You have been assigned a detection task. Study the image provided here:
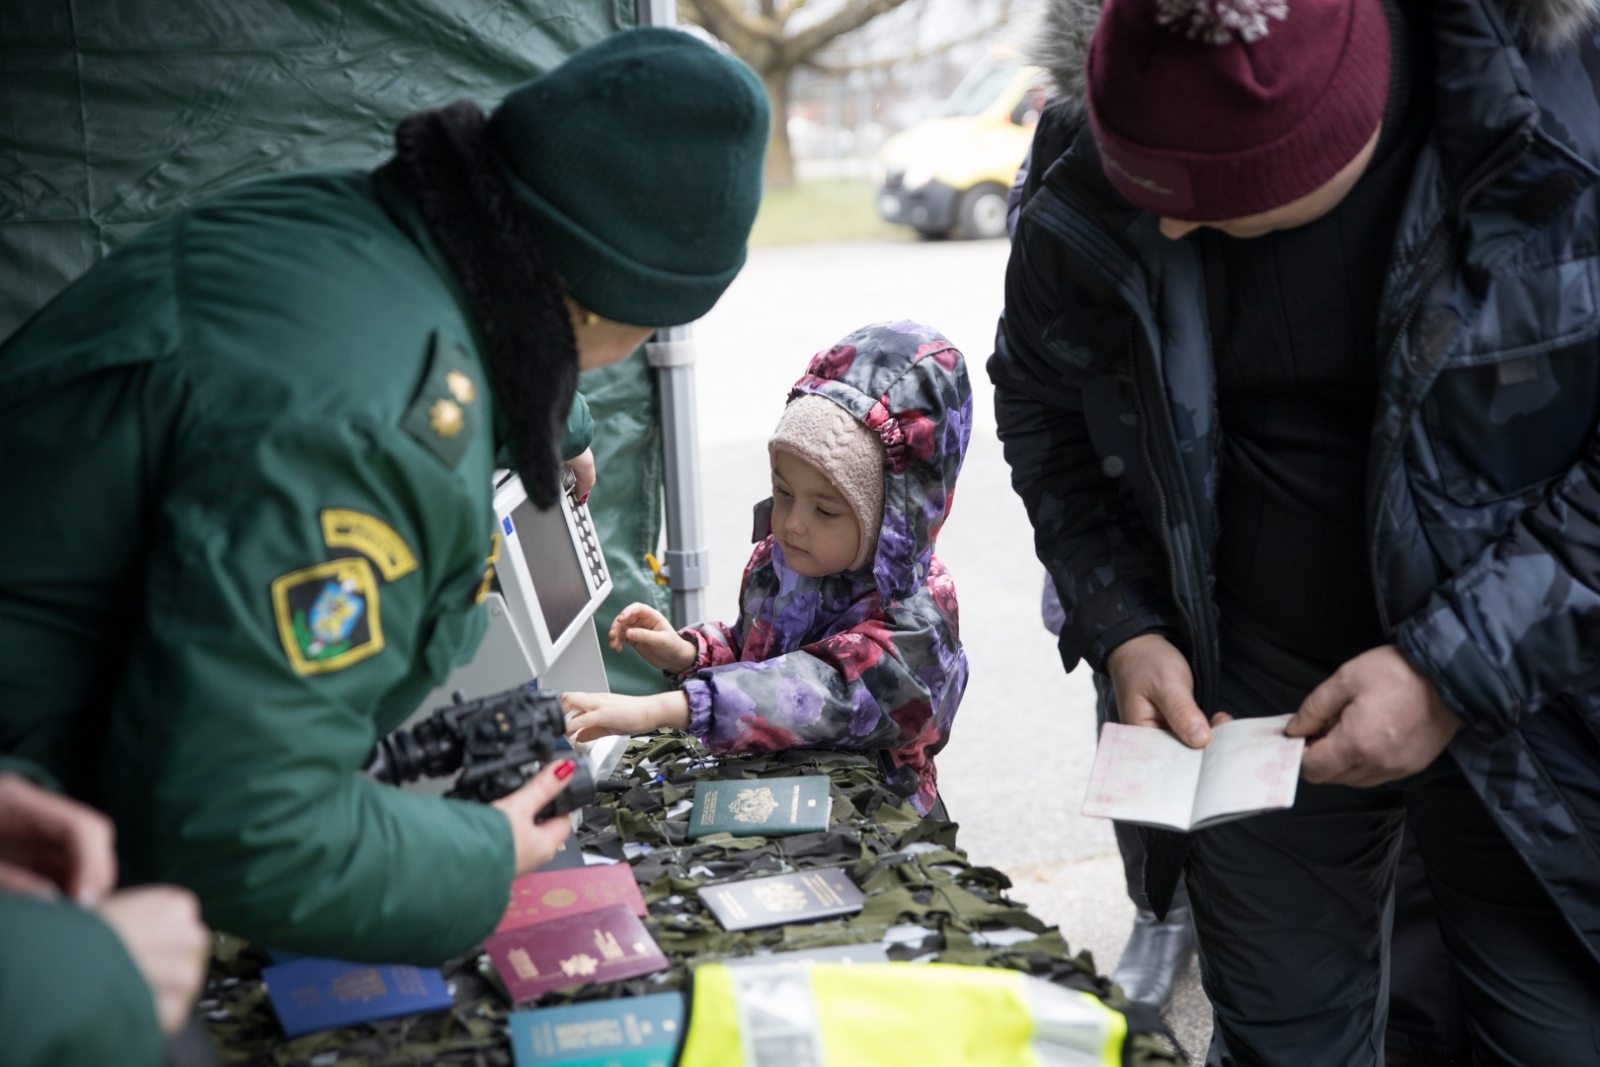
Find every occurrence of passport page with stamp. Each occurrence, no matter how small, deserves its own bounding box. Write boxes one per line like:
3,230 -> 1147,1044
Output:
509,992 -> 683,1067
698,867 -> 864,932
484,902 -> 668,1004
262,958 -> 454,1038
1081,714 -> 1304,832
687,776 -> 833,839
496,864 -> 648,934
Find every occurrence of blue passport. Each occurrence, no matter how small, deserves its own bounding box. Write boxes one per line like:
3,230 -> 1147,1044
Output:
509,993 -> 684,1067
262,957 -> 454,1038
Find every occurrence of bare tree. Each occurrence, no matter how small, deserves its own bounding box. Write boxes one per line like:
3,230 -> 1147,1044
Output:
680,0 -> 924,187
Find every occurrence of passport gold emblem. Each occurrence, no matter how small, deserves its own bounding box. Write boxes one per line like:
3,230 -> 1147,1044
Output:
331,968 -> 387,1003
560,953 -> 600,977
751,882 -> 810,913
430,398 -> 464,438
507,948 -> 539,979
595,930 -> 624,960
445,369 -> 476,404
542,888 -> 579,908
729,787 -> 779,824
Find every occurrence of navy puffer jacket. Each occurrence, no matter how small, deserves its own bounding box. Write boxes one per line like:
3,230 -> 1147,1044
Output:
994,0 -> 1600,952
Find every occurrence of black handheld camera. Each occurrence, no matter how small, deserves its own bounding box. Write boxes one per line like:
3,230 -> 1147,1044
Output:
365,685 -> 594,818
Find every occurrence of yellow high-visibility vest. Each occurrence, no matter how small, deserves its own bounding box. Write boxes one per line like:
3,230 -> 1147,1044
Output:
680,961 -> 1128,1067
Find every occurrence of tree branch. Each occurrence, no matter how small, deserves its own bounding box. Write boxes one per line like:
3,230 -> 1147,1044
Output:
781,0 -> 917,64
679,0 -> 778,64
805,5 -> 1013,73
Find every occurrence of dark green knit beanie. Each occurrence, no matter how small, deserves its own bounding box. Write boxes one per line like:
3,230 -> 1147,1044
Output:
488,28 -> 768,327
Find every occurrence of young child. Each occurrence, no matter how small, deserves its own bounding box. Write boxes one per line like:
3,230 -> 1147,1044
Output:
562,320 -> 971,813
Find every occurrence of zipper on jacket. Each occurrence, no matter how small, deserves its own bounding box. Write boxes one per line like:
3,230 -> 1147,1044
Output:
1131,329 -> 1218,712
1036,186 -> 1218,710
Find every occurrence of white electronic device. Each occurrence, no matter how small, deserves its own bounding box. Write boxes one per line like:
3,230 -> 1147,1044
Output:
394,468 -> 626,791
492,467 -> 613,675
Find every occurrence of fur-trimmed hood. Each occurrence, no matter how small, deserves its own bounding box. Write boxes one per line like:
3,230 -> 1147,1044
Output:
1027,0 -> 1600,100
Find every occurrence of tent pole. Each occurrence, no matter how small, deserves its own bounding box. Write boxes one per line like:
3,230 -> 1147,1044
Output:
639,0 -> 710,628
647,327 -> 708,627
639,0 -> 678,28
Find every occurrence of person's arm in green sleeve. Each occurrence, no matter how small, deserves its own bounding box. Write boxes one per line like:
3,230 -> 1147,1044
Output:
0,893 -> 165,1067
562,391 -> 594,460
103,419 -> 516,964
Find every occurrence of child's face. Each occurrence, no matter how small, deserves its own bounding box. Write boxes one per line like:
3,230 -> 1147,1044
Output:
770,451 -> 862,577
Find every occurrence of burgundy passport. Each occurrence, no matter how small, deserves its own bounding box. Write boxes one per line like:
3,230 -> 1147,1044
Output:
484,902 -> 668,1003
497,864 -> 648,934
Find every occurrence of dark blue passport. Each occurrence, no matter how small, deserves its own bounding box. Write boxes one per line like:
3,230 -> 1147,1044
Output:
262,957 -> 454,1037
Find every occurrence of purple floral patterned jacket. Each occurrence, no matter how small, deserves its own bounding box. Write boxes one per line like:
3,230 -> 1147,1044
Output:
676,321 -> 972,812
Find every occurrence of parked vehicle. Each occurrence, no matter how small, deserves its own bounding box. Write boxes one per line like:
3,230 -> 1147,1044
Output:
874,56 -> 1047,240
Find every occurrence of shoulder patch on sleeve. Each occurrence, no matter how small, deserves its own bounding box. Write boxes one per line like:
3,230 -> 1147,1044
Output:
402,332 -> 484,468
321,509 -> 418,582
272,557 -> 385,675
474,531 -> 502,604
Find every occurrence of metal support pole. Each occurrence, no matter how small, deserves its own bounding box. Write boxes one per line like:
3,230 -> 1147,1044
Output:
635,0 -> 709,627
637,0 -> 676,29
647,327 -> 709,627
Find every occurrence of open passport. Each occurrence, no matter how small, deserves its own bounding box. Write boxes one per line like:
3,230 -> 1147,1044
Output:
1081,714 -> 1305,832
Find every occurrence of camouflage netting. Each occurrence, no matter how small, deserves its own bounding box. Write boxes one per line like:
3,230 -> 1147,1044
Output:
199,734 -> 1187,1066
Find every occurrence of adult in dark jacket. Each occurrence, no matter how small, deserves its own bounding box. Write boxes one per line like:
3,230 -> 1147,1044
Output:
0,29 -> 767,967
995,0 -> 1600,1061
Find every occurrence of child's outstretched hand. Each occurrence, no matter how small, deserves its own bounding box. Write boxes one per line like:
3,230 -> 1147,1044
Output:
562,691 -> 691,744
608,603 -> 698,674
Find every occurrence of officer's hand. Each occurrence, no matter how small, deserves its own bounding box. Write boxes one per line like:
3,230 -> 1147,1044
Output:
608,603 -> 697,673
563,691 -> 692,744
491,760 -> 577,876
0,772 -> 117,906
1105,633 -> 1212,748
1288,645 -> 1460,787
97,885 -> 210,1035
565,448 -> 596,504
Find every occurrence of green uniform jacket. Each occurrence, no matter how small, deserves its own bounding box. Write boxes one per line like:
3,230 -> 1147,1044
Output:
0,167 -> 579,962
0,893 -> 164,1067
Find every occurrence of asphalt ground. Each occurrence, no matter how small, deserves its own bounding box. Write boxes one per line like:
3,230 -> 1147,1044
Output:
690,236 -> 1212,1055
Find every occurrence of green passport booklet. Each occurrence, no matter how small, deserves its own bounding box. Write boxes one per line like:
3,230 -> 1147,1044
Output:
686,776 -> 832,840
698,867 -> 865,932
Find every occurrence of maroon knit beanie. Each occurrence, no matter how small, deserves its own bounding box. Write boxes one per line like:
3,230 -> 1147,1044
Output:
1086,0 -> 1391,222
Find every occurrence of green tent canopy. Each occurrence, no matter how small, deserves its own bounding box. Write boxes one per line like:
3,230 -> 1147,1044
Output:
0,0 -> 672,693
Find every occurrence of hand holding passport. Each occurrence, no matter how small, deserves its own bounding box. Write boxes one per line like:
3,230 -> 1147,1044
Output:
1082,714 -> 1304,832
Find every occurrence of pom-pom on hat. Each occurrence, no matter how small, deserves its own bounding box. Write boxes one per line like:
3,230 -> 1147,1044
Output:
489,29 -> 769,327
769,394 -> 887,572
1086,0 -> 1391,222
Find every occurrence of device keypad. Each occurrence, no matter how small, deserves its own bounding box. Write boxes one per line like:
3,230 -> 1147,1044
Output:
568,483 -> 609,592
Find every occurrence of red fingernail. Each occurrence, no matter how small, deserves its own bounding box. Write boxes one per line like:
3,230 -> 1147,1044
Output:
579,493 -> 590,505
554,759 -> 577,781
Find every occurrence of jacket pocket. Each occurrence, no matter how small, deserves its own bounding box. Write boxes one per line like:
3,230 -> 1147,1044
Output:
1424,257 -> 1600,506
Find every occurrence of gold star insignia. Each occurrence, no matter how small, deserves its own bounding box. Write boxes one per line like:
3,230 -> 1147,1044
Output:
429,398 -> 464,438
445,370 -> 476,404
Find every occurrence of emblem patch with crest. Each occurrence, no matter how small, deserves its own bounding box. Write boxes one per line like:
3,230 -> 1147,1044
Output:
272,557 -> 385,675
